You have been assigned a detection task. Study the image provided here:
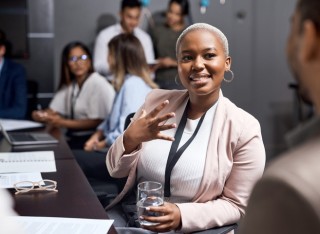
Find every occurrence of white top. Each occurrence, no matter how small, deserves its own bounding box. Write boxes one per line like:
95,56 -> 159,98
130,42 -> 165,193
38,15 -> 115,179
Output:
93,23 -> 155,77
50,72 -> 115,120
137,99 -> 218,203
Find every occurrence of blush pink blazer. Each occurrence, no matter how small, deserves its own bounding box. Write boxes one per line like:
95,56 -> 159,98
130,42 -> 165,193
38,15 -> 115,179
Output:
106,89 -> 265,233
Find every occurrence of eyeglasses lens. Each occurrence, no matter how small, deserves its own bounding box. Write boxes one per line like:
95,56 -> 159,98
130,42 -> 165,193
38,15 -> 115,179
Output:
15,181 -> 34,191
42,180 -> 56,190
69,54 -> 88,62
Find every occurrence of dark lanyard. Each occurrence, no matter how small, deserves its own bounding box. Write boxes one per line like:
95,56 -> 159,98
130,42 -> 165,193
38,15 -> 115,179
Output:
164,102 -> 207,197
70,79 -> 87,119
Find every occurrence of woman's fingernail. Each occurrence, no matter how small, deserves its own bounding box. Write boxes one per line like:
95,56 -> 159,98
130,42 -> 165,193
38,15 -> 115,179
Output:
145,207 -> 150,211
139,216 -> 144,220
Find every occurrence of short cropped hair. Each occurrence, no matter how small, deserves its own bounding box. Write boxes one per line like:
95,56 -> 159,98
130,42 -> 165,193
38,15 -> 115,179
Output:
297,0 -> 320,34
176,23 -> 229,57
121,0 -> 141,11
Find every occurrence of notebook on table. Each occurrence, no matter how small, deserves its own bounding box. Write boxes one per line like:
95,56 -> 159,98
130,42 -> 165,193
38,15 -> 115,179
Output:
0,123 -> 58,146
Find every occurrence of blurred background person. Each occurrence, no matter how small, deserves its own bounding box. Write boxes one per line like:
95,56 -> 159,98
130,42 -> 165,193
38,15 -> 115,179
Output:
74,34 -> 158,201
32,41 -> 115,149
93,0 -> 154,79
0,29 -> 13,58
0,189 -> 21,234
85,33 -> 158,152
0,38 -> 27,119
150,0 -> 190,90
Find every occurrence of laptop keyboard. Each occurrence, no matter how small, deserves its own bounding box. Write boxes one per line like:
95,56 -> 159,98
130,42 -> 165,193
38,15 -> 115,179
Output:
10,133 -> 35,142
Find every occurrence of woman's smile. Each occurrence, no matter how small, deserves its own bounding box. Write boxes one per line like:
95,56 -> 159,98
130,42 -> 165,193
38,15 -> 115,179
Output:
188,73 -> 211,86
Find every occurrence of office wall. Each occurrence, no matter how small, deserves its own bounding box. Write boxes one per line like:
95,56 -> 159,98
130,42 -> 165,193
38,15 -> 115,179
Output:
5,0 -> 55,107
18,0 -> 297,160
53,0 -> 168,88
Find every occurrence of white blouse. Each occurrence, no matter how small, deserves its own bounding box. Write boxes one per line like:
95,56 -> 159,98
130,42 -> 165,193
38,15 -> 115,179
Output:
50,72 -> 115,120
137,99 -> 218,203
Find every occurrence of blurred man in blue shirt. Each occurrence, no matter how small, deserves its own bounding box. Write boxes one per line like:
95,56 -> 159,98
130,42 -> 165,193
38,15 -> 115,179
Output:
0,38 -> 27,119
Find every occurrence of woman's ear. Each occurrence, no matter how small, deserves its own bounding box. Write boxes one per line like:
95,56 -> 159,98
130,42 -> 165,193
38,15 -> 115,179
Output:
225,56 -> 231,70
299,20 -> 319,62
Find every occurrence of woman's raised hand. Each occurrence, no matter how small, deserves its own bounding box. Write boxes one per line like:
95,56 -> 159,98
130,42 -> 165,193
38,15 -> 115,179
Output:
123,100 -> 176,154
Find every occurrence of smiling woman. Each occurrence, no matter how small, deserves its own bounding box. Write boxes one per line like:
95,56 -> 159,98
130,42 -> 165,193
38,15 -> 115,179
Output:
177,29 -> 230,112
105,23 -> 266,233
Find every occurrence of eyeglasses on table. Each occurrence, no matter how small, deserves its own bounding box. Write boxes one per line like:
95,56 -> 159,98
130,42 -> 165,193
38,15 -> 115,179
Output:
14,179 -> 58,195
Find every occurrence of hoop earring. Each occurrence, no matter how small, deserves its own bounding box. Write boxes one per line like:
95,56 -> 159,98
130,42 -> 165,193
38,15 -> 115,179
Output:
224,70 -> 234,83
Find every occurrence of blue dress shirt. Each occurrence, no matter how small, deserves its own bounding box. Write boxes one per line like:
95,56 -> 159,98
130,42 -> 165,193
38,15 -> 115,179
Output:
98,74 -> 152,145
0,58 -> 27,119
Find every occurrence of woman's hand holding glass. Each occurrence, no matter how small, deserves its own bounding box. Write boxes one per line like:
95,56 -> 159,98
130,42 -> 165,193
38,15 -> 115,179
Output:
140,202 -> 182,232
137,181 -> 181,232
123,100 -> 176,154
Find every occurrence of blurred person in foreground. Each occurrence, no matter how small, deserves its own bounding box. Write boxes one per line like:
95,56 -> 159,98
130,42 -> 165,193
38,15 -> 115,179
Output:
239,1 -> 320,233
106,23 -> 265,233
0,189 -> 21,234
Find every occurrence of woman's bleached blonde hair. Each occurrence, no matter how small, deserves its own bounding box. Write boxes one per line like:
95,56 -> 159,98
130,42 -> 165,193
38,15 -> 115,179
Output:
176,22 -> 229,57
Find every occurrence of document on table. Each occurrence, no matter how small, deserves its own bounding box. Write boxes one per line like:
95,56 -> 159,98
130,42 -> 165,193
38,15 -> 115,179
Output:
7,216 -> 114,234
0,119 -> 43,131
0,172 -> 43,188
0,151 -> 56,173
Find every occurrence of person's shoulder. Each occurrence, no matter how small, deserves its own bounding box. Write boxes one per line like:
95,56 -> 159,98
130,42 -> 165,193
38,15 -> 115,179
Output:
254,135 -> 320,215
96,24 -> 119,38
146,89 -> 187,102
85,73 -> 115,97
89,72 -> 104,79
151,23 -> 166,32
123,75 -> 144,85
134,27 -> 152,39
5,59 -> 24,70
4,59 -> 26,77
265,135 -> 320,179
87,72 -> 112,86
123,75 -> 152,91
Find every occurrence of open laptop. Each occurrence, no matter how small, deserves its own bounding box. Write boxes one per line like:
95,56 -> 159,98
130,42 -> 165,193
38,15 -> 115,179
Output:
0,123 -> 58,146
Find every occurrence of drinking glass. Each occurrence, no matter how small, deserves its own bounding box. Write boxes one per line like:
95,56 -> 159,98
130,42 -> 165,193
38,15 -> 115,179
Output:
137,181 -> 164,226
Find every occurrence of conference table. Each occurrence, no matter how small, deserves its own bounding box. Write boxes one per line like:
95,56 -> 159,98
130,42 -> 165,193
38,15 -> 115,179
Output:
0,132 -> 117,234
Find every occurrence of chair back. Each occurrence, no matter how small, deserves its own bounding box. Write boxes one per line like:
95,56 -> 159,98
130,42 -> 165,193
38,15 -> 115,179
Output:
124,113 -> 135,130
96,13 -> 117,34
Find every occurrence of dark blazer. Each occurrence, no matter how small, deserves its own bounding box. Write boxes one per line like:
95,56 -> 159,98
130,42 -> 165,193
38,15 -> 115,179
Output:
0,58 -> 27,119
